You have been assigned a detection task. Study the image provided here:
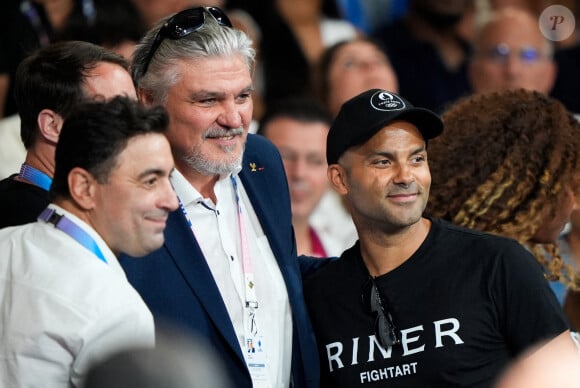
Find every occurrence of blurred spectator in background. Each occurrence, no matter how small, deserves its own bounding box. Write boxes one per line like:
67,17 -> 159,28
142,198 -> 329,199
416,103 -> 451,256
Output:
240,0 -> 360,115
478,0 -> 580,113
314,36 -> 399,117
55,0 -> 147,60
258,96 -> 354,257
0,0 -> 143,179
372,0 -> 474,113
468,6 -> 556,95
0,0 -> 95,118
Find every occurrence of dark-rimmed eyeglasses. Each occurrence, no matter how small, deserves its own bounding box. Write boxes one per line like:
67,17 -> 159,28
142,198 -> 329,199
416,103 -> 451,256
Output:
362,277 -> 400,348
140,6 -> 233,78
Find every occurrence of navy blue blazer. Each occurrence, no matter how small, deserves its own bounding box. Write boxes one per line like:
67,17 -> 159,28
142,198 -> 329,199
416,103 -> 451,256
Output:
120,134 -> 320,388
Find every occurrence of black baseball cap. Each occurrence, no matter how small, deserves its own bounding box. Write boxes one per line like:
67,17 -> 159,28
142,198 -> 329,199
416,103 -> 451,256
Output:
326,89 -> 443,164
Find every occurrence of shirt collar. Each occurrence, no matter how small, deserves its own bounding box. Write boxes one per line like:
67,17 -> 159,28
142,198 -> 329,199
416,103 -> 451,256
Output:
170,165 -> 242,207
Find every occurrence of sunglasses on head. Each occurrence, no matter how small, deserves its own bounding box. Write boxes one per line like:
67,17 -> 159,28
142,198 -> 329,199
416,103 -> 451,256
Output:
140,6 -> 233,78
362,277 -> 400,348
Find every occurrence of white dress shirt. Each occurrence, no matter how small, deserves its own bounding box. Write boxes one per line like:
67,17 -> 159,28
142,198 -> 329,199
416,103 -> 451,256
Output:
171,169 -> 292,388
310,190 -> 358,257
0,204 -> 155,387
0,114 -> 25,180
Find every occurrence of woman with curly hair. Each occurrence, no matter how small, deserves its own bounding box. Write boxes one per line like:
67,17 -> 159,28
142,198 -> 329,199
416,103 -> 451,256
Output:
426,89 -> 580,294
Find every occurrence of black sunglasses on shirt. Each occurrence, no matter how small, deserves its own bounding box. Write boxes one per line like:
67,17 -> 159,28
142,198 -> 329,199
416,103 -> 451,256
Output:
139,6 -> 233,78
361,276 -> 400,348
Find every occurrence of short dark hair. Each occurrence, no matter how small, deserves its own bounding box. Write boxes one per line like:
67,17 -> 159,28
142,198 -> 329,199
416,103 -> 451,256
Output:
257,96 -> 333,136
14,40 -> 129,149
51,96 -> 169,198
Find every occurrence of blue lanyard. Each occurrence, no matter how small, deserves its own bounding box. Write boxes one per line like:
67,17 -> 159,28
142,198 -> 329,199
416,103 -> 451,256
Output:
19,164 -> 52,191
38,207 -> 108,264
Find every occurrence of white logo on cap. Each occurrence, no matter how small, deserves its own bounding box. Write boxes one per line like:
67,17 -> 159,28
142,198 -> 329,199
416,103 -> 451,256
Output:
370,91 -> 406,111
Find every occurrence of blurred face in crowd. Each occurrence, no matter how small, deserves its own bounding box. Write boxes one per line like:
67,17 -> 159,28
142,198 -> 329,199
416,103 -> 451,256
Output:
469,9 -> 556,94
330,121 -> 431,232
92,133 -> 178,257
262,117 -> 329,223
326,40 -> 398,117
157,55 -> 253,178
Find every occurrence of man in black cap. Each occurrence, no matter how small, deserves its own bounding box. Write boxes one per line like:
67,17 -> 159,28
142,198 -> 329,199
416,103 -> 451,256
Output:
303,89 -> 576,387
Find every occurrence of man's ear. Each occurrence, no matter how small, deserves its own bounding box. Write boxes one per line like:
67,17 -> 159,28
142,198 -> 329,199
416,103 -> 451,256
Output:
37,109 -> 64,144
67,167 -> 98,210
138,88 -> 155,106
328,164 -> 348,195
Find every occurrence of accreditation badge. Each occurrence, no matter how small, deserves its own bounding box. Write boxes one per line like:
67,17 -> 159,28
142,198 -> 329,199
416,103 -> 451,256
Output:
245,333 -> 270,386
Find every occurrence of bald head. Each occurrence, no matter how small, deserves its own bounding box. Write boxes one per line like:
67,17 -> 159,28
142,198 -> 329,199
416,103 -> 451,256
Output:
469,7 -> 556,94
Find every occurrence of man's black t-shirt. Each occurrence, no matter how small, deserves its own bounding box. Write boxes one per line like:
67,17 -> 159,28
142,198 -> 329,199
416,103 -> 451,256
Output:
304,218 -> 568,387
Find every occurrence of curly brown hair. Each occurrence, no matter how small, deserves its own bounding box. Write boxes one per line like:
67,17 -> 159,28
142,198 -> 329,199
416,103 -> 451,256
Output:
426,89 -> 580,289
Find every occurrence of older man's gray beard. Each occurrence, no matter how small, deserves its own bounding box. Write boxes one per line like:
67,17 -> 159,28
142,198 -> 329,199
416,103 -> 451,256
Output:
183,127 -> 245,175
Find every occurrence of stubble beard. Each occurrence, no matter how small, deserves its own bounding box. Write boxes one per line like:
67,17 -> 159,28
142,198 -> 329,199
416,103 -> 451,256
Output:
183,143 -> 244,176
